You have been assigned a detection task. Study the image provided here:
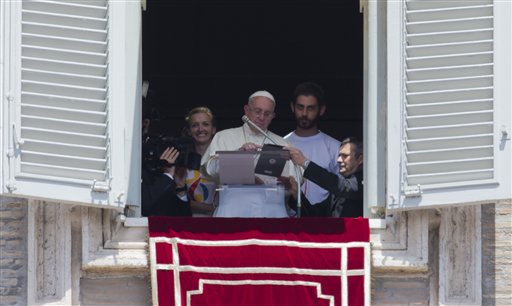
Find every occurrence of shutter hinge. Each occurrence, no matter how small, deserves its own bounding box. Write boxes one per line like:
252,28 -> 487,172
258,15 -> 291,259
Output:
12,123 -> 25,148
404,184 -> 422,198
6,181 -> 17,191
500,125 -> 510,140
91,180 -> 111,192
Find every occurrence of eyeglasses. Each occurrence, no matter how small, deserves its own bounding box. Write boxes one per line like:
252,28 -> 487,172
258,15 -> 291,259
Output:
249,107 -> 274,119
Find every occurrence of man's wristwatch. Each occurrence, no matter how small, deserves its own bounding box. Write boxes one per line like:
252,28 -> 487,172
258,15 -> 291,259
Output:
303,160 -> 310,169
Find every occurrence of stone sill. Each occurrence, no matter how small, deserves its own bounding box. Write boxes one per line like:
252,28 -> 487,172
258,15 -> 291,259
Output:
124,217 -> 387,229
94,215 -> 429,273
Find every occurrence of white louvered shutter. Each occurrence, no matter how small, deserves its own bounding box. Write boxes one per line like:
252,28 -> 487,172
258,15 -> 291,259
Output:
387,0 -> 511,210
2,0 -> 142,208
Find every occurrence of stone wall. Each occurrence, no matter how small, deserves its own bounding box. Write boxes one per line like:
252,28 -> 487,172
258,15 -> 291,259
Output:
482,202 -> 512,305
1,198 -> 510,305
0,197 -> 28,306
80,277 -> 150,306
372,274 -> 430,305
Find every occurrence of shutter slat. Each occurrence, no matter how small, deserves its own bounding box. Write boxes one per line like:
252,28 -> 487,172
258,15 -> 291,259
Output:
407,146 -> 493,163
22,57 -> 106,75
406,87 -> 492,104
21,163 -> 106,181
22,139 -> 106,159
21,127 -> 106,147
407,157 -> 493,175
407,52 -> 492,69
22,80 -> 106,100
407,40 -> 492,58
407,99 -> 492,116
407,5 -> 493,22
22,21 -> 107,41
407,122 -> 493,139
407,64 -> 493,81
22,104 -> 106,123
22,68 -> 107,88
408,28 -> 493,45
407,169 -> 493,185
407,134 -> 493,151
407,110 -> 492,127
406,0 -> 493,11
22,9 -> 107,30
21,92 -> 106,112
406,75 -> 492,92
22,150 -> 106,170
23,45 -> 107,66
21,115 -> 106,135
23,1 -> 107,18
406,17 -> 492,34
23,34 -> 106,53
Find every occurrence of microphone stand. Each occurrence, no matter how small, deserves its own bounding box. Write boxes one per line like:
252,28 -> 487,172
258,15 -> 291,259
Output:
242,115 -> 280,144
293,165 -> 302,218
241,115 -> 303,218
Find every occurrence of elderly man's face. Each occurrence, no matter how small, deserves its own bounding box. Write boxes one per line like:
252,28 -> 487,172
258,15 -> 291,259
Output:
244,96 -> 275,131
337,143 -> 363,177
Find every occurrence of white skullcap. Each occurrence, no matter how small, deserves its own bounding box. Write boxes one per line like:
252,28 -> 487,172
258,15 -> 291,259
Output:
248,90 -> 275,104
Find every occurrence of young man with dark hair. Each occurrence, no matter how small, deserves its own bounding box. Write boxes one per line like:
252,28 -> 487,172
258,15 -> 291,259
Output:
284,82 -> 342,213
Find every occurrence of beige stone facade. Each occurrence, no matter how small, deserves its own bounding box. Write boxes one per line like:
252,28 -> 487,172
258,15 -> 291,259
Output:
1,197 -> 510,305
0,198 -> 27,306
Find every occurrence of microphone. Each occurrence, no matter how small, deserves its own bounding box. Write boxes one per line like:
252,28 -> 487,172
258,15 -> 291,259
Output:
242,115 -> 303,217
241,115 -> 278,144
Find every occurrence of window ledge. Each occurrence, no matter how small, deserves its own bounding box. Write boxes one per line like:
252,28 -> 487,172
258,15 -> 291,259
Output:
125,217 -> 386,229
369,218 -> 386,229
125,217 -> 148,227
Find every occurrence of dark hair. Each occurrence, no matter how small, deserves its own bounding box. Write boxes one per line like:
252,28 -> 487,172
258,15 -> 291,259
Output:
292,82 -> 325,107
340,136 -> 363,157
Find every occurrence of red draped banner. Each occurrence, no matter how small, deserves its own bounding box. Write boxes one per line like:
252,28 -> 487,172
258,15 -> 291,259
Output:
148,217 -> 370,306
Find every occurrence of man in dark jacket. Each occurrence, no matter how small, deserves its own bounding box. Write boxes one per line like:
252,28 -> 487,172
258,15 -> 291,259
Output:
142,147 -> 192,217
285,137 -> 363,218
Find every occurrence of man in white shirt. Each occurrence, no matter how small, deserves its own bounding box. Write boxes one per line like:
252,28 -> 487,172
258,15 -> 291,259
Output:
284,82 -> 341,214
201,90 -> 296,184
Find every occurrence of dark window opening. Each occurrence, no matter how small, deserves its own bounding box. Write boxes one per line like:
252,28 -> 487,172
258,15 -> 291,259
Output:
142,0 -> 363,140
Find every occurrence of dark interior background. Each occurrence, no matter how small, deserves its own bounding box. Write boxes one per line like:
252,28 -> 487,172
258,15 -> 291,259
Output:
142,0 -> 363,141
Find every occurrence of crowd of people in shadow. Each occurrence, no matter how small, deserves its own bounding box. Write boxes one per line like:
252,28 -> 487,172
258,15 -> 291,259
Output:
142,82 -> 364,219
